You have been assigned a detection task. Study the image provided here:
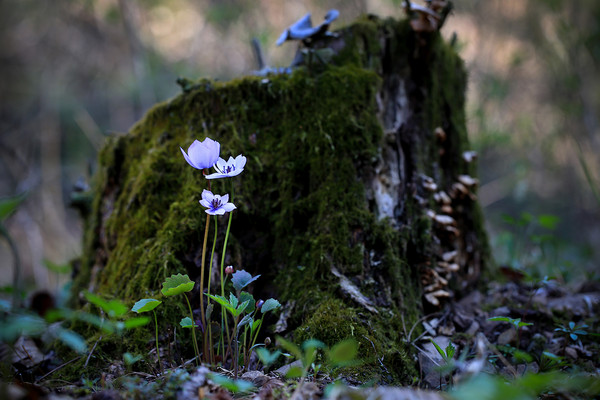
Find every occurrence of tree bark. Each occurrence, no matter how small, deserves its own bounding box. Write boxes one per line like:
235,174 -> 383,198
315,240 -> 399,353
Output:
73,15 -> 490,383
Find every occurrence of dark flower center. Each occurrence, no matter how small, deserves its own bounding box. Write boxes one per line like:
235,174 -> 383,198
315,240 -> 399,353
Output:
211,199 -> 222,209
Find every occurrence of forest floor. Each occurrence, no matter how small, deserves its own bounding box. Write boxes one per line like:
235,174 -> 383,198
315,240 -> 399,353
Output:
3,275 -> 600,400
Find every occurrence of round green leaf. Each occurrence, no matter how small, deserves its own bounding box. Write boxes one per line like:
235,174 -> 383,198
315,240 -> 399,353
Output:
161,274 -> 195,296
131,299 -> 162,313
260,298 -> 281,314
180,317 -> 195,328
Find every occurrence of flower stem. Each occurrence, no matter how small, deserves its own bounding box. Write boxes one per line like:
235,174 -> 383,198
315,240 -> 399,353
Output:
219,184 -> 235,360
184,294 -> 200,366
153,310 -> 163,372
205,216 -> 218,364
199,211 -> 211,361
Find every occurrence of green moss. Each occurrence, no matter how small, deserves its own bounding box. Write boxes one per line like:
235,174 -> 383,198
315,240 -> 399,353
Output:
72,15 -> 488,385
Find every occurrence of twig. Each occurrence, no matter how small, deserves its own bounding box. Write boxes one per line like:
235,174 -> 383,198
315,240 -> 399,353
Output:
36,356 -> 81,383
84,335 -> 102,368
406,312 -> 442,343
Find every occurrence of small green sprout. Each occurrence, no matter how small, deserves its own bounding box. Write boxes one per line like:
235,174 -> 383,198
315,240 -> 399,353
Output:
555,321 -> 588,341
123,352 -> 143,367
85,292 -> 149,334
131,298 -> 162,368
488,316 -> 532,349
208,373 -> 254,394
256,347 -> 282,369
430,338 -> 457,386
161,273 -> 199,364
277,337 -> 359,397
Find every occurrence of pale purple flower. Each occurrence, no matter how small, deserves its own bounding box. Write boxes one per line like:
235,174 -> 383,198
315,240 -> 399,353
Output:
205,155 -> 247,179
180,138 -> 220,170
199,189 -> 236,215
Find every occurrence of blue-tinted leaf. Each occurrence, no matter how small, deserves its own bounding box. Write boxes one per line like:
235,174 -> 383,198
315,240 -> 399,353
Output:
180,317 -> 195,328
55,327 -> 87,354
231,270 -> 261,292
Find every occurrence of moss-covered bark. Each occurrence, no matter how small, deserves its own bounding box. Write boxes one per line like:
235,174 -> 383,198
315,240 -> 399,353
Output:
72,16 -> 489,383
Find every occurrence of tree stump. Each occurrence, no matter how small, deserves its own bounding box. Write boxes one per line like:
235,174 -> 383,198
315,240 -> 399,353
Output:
72,15 -> 490,383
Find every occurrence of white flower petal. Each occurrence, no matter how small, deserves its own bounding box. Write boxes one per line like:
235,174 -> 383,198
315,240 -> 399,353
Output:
234,155 -> 247,169
205,172 -> 227,180
201,189 -> 215,203
199,199 -> 211,208
221,194 -> 229,204
222,203 -> 236,212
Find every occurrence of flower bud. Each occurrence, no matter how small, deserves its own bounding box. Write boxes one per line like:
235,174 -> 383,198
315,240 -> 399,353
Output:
256,299 -> 264,309
264,337 -> 271,346
225,266 -> 234,275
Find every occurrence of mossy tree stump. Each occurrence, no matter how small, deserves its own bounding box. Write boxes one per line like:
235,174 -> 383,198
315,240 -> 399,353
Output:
73,15 -> 489,383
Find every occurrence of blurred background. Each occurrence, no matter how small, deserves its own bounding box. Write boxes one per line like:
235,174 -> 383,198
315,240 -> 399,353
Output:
0,0 -> 598,295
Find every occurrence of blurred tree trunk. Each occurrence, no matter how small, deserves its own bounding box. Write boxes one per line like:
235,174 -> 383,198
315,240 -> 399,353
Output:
73,15 -> 489,383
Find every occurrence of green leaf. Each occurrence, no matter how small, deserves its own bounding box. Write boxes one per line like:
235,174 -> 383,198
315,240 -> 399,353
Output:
229,293 -> 238,309
538,214 -> 559,230
234,300 -> 250,317
256,348 -> 281,367
276,336 -> 303,361
205,294 -> 236,315
72,311 -> 115,334
261,298 -> 281,314
430,338 -> 446,359
84,292 -> 128,318
43,260 -> 72,274
239,292 -> 255,313
445,342 -> 456,360
488,316 -> 512,323
329,339 -> 358,367
208,373 -> 254,393
302,339 -> 325,367
131,299 -> 162,313
180,317 -> 195,328
123,316 -> 150,329
161,274 -> 194,296
124,352 -> 142,366
231,270 -> 261,292
0,193 -> 26,221
285,366 -> 304,379
251,319 -> 261,335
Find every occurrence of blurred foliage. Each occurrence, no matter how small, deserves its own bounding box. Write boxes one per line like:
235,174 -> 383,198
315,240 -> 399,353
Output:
0,0 -> 598,293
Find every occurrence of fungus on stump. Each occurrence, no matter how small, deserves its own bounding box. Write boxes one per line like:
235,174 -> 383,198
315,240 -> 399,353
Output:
73,15 -> 490,383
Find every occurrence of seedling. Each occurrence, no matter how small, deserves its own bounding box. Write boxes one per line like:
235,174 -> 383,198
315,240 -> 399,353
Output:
555,321 -> 588,342
277,337 -> 358,398
488,316 -> 532,349
131,298 -> 162,368
161,274 -> 199,364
